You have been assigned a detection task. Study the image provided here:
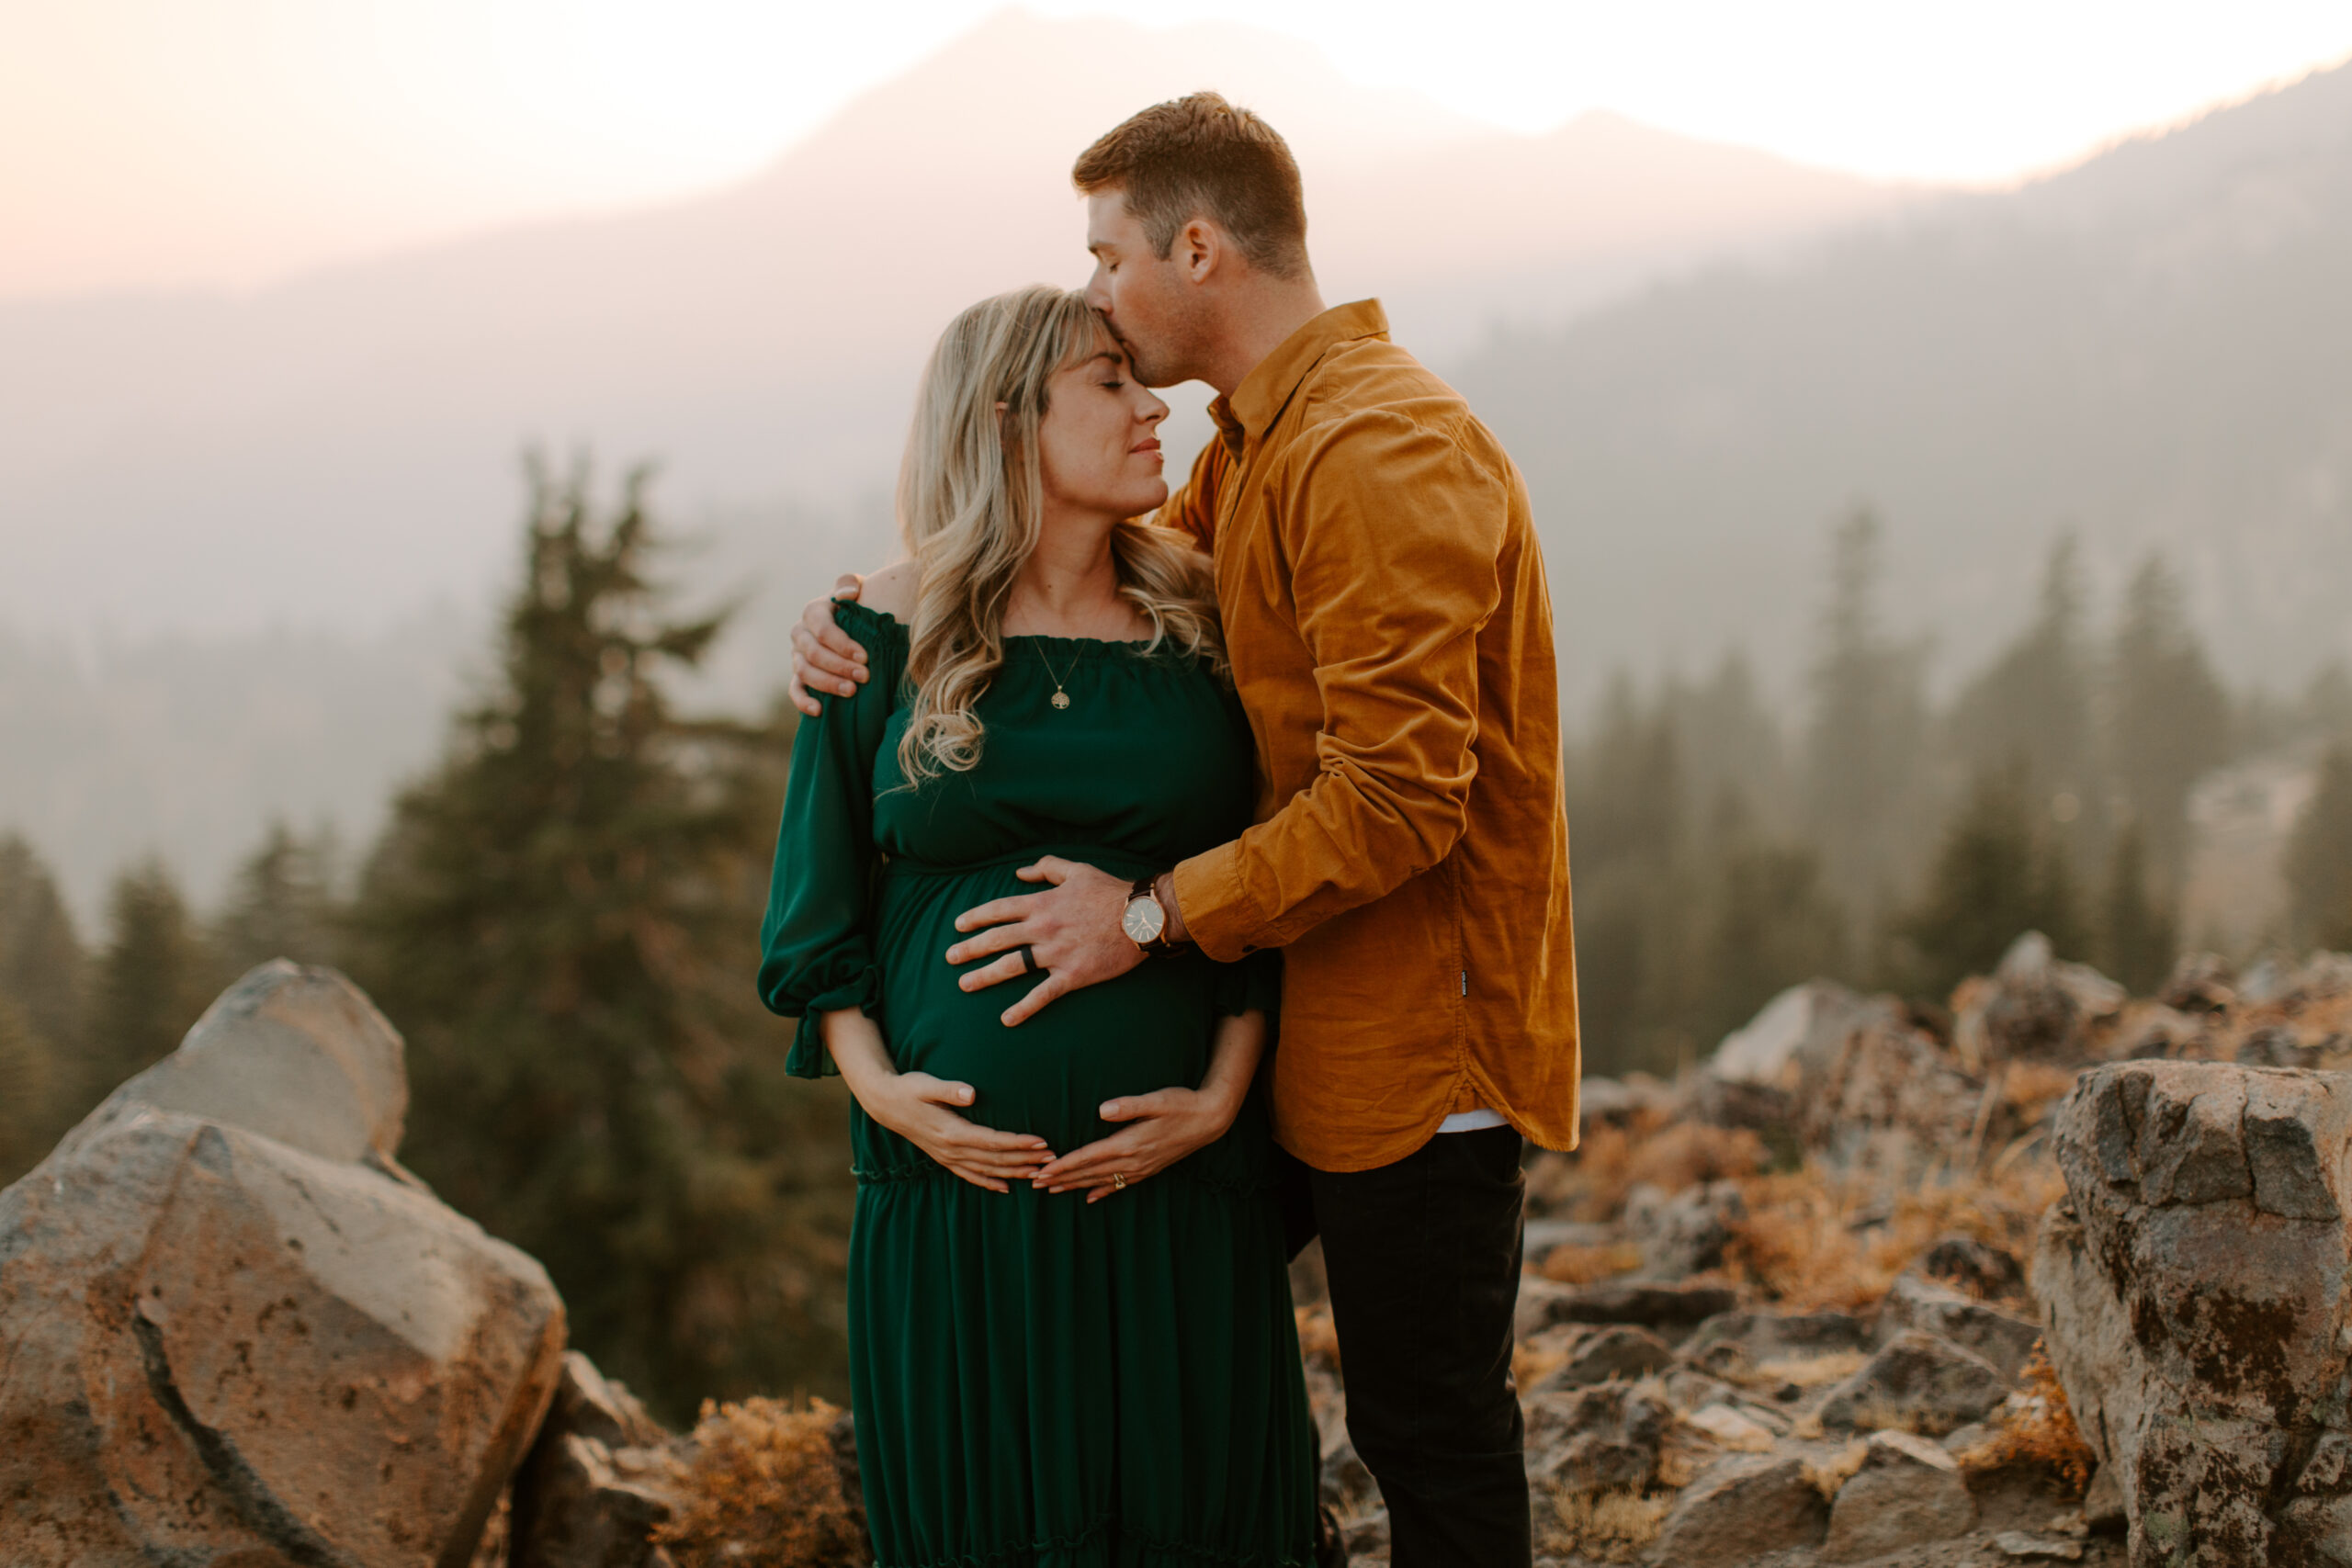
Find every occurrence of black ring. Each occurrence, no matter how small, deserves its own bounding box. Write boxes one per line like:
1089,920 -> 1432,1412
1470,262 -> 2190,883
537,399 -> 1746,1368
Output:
1018,944 -> 1041,977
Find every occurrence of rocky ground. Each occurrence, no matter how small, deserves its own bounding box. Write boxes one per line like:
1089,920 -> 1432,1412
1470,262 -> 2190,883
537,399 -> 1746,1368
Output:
6,941 -> 2351,1566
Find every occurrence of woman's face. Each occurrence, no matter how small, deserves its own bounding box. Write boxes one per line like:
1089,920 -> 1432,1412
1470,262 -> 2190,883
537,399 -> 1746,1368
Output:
1035,340 -> 1170,520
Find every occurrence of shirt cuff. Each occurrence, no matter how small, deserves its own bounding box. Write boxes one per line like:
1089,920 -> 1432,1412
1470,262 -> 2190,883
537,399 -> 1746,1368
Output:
1171,841 -> 1263,964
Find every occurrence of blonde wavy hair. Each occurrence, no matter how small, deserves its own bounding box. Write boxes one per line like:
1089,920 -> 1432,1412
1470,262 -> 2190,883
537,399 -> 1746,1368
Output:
894,285 -> 1225,786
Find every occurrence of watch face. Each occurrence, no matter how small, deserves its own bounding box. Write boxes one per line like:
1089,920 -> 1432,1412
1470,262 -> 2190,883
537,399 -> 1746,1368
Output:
1122,897 -> 1165,944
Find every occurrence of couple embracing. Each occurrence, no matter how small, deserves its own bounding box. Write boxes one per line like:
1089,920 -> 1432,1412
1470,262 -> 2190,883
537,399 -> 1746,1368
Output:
759,92 -> 1578,1568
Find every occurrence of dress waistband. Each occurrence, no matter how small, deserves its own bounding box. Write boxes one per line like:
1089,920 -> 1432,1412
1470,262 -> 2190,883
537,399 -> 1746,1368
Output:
879,844 -> 1163,880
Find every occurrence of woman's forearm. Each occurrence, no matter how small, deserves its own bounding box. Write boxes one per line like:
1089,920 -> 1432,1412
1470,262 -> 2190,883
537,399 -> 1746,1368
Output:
1198,1010 -> 1266,1117
820,1008 -> 899,1109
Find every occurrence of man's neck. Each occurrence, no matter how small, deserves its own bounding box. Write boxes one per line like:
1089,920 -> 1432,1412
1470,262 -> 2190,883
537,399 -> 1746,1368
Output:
1200,276 -> 1329,399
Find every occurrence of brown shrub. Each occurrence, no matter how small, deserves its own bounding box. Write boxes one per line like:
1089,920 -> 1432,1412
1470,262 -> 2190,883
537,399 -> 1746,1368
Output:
1535,1117 -> 1768,1224
1958,1345 -> 2097,1496
1295,1305 -> 1341,1363
1540,1241 -> 1645,1285
654,1395 -> 868,1568
1538,1487 -> 1673,1562
1724,1155 -> 2063,1311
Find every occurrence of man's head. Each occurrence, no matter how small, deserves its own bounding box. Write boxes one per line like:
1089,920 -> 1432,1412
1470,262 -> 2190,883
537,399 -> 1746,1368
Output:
1073,92 -> 1311,389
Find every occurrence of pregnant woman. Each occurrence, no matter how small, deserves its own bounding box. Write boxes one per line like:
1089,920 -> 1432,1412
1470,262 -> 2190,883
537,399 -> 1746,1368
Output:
758,285 -> 1317,1568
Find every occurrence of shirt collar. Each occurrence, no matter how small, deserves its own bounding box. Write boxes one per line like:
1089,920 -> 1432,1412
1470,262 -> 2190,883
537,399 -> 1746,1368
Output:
1207,299 -> 1389,457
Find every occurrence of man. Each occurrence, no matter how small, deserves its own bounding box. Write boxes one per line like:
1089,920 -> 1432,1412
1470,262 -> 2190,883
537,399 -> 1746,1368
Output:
792,93 -> 1577,1565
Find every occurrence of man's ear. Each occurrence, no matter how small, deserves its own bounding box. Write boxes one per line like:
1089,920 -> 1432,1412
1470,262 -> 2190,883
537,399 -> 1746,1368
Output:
1181,218 -> 1221,284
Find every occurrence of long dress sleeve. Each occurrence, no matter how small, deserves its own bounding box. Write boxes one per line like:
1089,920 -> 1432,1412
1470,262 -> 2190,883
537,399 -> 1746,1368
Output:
756,603 -> 906,1077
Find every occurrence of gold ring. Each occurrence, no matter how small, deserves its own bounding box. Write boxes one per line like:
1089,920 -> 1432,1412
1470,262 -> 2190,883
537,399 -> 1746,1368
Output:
1111,1173 -> 1128,1190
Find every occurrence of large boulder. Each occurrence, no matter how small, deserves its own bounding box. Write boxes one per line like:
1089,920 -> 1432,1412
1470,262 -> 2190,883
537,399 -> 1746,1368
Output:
0,962 -> 567,1568
2036,1060 -> 2352,1565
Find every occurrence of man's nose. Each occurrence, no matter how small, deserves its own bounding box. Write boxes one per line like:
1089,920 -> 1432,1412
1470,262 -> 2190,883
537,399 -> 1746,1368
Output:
1083,270 -> 1111,312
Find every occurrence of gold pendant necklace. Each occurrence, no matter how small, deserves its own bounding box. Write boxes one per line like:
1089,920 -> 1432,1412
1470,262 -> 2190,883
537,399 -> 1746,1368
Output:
1035,643 -> 1077,710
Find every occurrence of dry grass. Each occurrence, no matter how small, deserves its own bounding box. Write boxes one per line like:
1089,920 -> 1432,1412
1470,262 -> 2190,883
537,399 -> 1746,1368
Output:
1723,1155 -> 2064,1310
1958,1345 -> 2097,1497
1513,1337 -> 1573,1393
1295,1305 -> 1340,1363
1540,1240 -> 1645,1285
1752,1350 -> 1868,1391
1538,1116 -> 1770,1224
654,1395 -> 868,1568
1803,1439 -> 1870,1503
1538,1487 -> 1674,1562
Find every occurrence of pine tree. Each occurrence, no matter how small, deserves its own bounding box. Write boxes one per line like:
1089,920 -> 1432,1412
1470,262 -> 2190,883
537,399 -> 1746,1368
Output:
1901,764 -> 2085,996
0,833 -> 86,1060
1947,535 -> 2098,864
2098,820 -> 2177,993
348,459 -> 850,1418
2107,555 -> 2232,893
89,859 -> 215,1103
0,993 -> 55,1184
1694,800 -> 1849,1048
2288,746 -> 2352,953
213,820 -> 343,976
1804,507 -> 1930,921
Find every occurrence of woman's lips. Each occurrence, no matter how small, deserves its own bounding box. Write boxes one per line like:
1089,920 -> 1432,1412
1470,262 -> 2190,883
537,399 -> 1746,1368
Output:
1131,439 -> 1161,455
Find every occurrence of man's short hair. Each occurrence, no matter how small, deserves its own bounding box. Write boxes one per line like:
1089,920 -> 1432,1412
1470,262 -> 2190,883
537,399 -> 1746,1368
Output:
1072,92 -> 1309,280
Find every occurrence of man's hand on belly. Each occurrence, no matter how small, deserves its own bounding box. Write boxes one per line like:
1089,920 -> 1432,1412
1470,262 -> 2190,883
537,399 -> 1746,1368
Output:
945,856 -> 1142,1026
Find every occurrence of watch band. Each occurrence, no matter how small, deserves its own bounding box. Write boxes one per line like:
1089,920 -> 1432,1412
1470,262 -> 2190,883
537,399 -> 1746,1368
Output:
1126,875 -> 1181,953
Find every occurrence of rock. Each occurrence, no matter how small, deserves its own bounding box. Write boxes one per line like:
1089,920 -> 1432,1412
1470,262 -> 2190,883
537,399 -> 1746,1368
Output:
94,959 -> 410,1168
1876,1272 -> 2041,1380
1821,1430 -> 1976,1561
1532,1325 -> 1674,1392
1623,1179 -> 1744,1280
1318,1431 -> 1379,1520
1543,1280 -> 1739,1329
1522,1217 -> 1621,1258
1682,1308 -> 1867,1379
1816,1330 -> 2009,1436
1682,1404 -> 1775,1452
0,971 -> 566,1568
1514,1276 -> 1580,1340
2235,1024 -> 2316,1067
1645,1453 -> 1829,1566
2082,1464 -> 2125,1534
1994,1530 -> 2086,1561
1805,1019 -> 1987,1179
1698,982 -> 1897,1130
2036,1060 -> 2352,1565
2158,952 -> 2237,1014
1525,1382 -> 1673,1496
511,1435 -> 678,1568
512,1353 -> 680,1568
1953,932 -> 2127,1068
1917,1233 -> 2026,1300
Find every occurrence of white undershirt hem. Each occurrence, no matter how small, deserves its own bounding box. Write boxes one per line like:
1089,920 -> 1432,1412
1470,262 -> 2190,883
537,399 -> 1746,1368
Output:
1436,1106 -> 1509,1134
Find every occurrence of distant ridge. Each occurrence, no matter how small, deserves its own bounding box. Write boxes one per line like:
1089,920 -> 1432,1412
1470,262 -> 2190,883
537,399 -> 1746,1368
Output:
1458,56 -> 2352,697
0,9 -> 1896,641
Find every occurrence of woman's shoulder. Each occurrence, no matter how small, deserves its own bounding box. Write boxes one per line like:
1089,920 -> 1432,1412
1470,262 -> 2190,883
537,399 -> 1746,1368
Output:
836,562 -> 915,641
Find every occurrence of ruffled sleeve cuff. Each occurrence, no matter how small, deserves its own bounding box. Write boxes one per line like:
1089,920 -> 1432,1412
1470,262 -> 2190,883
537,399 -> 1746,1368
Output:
781,967 -> 881,1079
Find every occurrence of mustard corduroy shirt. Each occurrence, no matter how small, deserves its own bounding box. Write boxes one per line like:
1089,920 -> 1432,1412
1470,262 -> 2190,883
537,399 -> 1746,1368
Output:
1160,299 -> 1580,1172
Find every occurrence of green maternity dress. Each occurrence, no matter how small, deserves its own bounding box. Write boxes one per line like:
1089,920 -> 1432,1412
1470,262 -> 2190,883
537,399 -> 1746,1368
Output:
757,602 -> 1317,1568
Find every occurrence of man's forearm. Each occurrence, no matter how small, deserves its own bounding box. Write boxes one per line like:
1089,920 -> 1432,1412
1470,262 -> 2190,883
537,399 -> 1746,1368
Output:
1151,870 -> 1191,946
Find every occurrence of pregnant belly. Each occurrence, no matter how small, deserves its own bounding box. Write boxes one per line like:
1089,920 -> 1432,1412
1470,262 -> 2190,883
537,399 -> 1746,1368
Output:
870,864 -> 1224,1155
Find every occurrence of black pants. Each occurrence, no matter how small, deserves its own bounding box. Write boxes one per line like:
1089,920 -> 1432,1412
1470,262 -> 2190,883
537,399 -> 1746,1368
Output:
1285,1125 -> 1532,1568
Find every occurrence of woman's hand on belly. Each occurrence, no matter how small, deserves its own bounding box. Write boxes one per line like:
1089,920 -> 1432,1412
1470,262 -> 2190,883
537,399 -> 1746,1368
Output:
1029,1084 -> 1242,1201
1031,1007 -> 1270,1202
820,1008 -> 1055,1193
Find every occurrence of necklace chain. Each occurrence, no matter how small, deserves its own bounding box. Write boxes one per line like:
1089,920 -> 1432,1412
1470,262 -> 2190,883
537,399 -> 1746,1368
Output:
1035,643 -> 1078,710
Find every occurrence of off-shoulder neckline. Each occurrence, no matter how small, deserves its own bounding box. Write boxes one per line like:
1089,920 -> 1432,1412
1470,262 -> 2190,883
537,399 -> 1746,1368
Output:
834,598 -> 1187,661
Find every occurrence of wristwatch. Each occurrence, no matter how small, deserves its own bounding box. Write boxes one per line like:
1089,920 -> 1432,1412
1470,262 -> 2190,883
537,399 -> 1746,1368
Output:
1121,875 -> 1180,953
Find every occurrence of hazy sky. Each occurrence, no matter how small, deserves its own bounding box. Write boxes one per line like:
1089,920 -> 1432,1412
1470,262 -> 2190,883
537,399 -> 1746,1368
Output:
6,0 -> 2348,298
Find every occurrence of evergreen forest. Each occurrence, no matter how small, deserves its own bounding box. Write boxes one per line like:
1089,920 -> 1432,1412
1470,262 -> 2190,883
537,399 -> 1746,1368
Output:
4,473 -> 2351,1421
